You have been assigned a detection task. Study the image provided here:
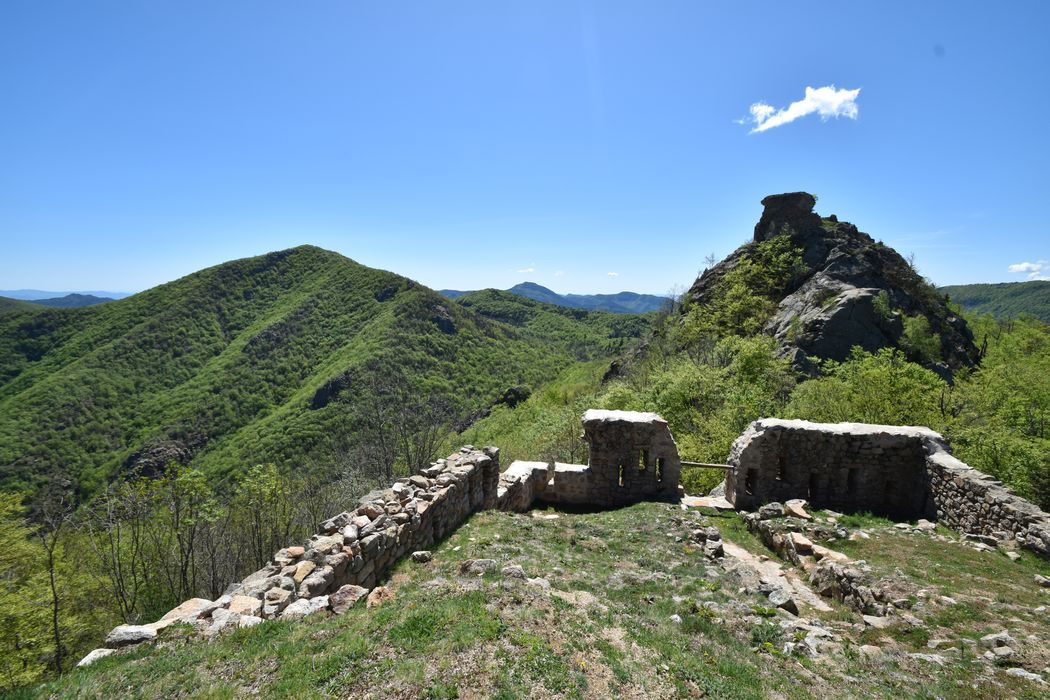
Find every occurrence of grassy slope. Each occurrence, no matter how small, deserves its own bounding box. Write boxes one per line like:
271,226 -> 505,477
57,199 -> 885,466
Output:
31,503 -> 1050,699
0,247 -> 647,495
941,281 -> 1050,322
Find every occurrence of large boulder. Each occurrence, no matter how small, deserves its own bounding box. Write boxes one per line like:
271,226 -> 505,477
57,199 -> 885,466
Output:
105,624 -> 157,647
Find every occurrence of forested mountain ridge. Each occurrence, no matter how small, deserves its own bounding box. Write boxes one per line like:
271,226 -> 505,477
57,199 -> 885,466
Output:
0,245 -> 647,498
441,281 -> 669,313
941,280 -> 1050,322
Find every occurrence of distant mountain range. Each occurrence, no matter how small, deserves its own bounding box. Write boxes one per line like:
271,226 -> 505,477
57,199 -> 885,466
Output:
0,293 -> 116,312
940,281 -> 1050,323
441,282 -> 670,314
0,289 -> 132,300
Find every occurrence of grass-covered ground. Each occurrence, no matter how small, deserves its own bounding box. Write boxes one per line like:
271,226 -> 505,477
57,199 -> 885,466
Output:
26,502 -> 1050,699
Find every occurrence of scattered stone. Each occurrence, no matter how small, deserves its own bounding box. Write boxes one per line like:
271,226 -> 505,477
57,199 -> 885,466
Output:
758,503 -> 785,520
908,653 -> 948,666
858,644 -> 883,658
76,648 -> 116,667
366,586 -> 394,608
1005,667 -> 1045,683
927,638 -> 954,650
979,631 -> 1017,649
790,533 -> 814,554
768,588 -> 799,616
862,615 -> 891,630
985,646 -> 1015,663
460,559 -> 497,576
916,519 -> 937,532
894,523 -> 911,531
501,564 -> 527,580
1035,574 -> 1050,588
238,615 -> 263,629
784,499 -> 811,520
286,546 -> 305,558
964,532 -> 1000,547
411,551 -> 433,563
669,614 -> 682,624
105,625 -> 157,648
1006,551 -> 1021,562
526,577 -> 551,590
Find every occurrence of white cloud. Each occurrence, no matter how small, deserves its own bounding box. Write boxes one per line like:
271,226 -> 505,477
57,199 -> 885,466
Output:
553,270 -> 565,277
746,85 -> 861,133
606,271 -> 619,277
1008,261 -> 1049,280
517,267 -> 535,274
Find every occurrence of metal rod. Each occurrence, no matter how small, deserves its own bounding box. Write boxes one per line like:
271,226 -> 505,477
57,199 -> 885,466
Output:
680,461 -> 734,470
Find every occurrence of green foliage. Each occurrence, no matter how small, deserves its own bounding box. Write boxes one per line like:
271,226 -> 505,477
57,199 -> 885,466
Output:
0,494 -> 109,691
785,348 -> 946,427
872,290 -> 893,322
900,315 -> 941,363
941,281 -> 1050,322
0,247 -> 647,498
679,235 -> 804,347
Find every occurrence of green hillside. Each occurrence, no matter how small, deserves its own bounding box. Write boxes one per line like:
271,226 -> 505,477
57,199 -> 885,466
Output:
942,281 -> 1050,322
0,246 -> 647,497
0,296 -> 42,314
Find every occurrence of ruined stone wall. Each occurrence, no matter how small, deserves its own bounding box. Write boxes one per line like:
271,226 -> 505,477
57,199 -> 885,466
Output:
579,409 -> 681,507
926,450 -> 1050,558
726,420 -> 933,519
99,446 -> 502,647
726,418 -> 1050,558
496,410 -> 682,510
95,411 -> 690,657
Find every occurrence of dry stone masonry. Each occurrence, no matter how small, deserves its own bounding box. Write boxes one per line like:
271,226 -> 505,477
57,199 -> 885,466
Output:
725,418 -> 1050,558
83,412 -> 1050,668
85,410 -> 682,664
497,409 -> 682,509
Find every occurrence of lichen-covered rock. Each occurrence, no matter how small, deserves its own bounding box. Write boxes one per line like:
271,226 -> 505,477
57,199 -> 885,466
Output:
105,625 -> 157,647
330,584 -> 370,614
280,595 -> 329,620
228,595 -> 262,617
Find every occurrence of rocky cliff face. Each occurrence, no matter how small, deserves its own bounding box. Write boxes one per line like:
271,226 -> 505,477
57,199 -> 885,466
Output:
687,193 -> 980,377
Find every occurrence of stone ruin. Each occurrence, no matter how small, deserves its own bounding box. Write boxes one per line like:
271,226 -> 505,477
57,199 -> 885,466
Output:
725,418 -> 1050,559
87,410 -> 681,661
496,409 -> 682,510
83,412 -> 1050,665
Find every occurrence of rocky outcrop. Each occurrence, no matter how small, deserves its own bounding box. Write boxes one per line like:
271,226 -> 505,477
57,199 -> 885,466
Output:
686,192 -> 980,376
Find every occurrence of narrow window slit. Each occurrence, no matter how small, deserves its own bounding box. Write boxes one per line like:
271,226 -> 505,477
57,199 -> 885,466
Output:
656,457 -> 665,482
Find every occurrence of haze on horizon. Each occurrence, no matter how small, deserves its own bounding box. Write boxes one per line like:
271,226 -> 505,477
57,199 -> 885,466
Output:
2,1 -> 1048,296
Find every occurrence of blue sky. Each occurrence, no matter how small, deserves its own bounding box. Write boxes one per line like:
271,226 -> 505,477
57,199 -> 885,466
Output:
2,1 -> 1048,295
